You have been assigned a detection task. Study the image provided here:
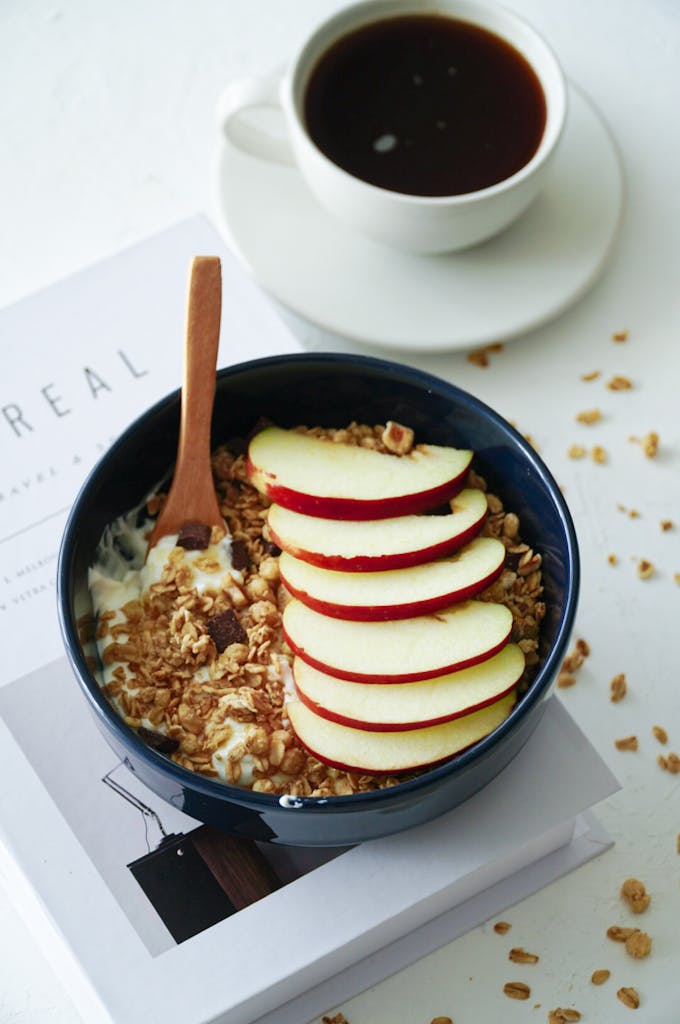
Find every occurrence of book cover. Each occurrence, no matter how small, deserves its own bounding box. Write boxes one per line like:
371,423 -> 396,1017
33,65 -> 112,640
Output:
0,217 -> 618,1024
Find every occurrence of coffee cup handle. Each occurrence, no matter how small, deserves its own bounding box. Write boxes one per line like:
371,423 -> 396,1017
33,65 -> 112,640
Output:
217,75 -> 295,165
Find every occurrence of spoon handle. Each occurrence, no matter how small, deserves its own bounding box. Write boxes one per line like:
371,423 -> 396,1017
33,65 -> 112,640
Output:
149,257 -> 224,546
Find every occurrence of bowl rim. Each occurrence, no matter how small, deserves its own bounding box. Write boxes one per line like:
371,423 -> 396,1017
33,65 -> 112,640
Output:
57,351 -> 579,813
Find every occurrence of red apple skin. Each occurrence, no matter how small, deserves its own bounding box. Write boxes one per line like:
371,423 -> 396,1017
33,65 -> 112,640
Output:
267,512 -> 487,572
287,711 -> 515,775
247,455 -> 468,520
280,560 -> 505,621
282,623 -> 512,684
293,677 -> 519,732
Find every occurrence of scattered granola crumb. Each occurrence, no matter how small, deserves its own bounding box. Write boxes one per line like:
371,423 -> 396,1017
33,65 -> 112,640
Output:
617,986 -> 640,1009
509,948 -> 540,964
637,559 -> 655,580
608,553 -> 618,566
524,433 -> 540,452
548,1010 -> 581,1023
677,833 -> 680,854
628,508 -> 640,519
658,752 -> 680,773
503,982 -> 531,1000
621,878 -> 651,914
486,342 -> 504,353
617,502 -> 626,512
674,574 -> 680,586
568,444 -> 587,459
610,673 -> 627,702
557,672 -> 577,689
561,640 -> 589,675
607,925 -> 639,942
615,736 -> 638,752
494,921 -> 512,935
576,408 -> 603,425
322,1014 -> 348,1024
591,969 -> 611,985
580,370 -> 601,381
466,349 -> 489,367
652,725 -> 668,745
430,1018 -> 453,1024
612,330 -> 629,343
607,375 -> 633,391
625,931 -> 652,959
591,445 -> 608,464
642,431 -> 659,457
660,519 -> 674,532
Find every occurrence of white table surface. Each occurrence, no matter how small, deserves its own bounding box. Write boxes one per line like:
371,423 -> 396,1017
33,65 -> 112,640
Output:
2,2 -> 679,1022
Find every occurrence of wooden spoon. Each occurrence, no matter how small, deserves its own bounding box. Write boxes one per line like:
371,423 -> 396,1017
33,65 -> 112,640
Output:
148,256 -> 224,548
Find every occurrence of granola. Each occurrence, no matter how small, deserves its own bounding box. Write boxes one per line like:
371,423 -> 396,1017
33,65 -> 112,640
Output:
88,422 -> 545,796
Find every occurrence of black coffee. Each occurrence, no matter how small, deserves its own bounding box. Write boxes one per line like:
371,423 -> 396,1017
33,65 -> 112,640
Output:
304,14 -> 546,197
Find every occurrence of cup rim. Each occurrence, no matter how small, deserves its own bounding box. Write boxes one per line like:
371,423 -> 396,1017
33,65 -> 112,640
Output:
57,351 -> 580,816
284,0 -> 567,206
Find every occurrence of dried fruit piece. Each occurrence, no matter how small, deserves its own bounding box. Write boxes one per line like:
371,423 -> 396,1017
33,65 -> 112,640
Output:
503,982 -> 531,1000
207,609 -> 248,652
382,421 -> 414,455
177,521 -> 212,550
615,736 -> 638,751
617,986 -> 640,1009
652,725 -> 667,744
591,969 -> 610,985
610,673 -> 627,702
494,921 -> 511,935
509,947 -> 539,964
625,930 -> 652,958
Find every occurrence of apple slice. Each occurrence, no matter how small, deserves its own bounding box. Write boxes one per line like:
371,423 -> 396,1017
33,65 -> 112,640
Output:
247,426 -> 472,519
293,644 -> 524,731
287,691 -> 516,773
279,537 -> 506,621
282,599 -> 512,683
267,488 -> 488,570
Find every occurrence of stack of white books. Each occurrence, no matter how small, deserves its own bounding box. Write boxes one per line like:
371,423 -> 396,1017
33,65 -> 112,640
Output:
0,217 -> 618,1024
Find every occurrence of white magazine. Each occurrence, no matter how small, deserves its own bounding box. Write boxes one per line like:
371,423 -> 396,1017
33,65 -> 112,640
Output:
0,217 -> 618,1024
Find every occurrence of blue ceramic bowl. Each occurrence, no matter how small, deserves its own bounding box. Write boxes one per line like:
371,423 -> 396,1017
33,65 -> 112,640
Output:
58,353 -> 578,846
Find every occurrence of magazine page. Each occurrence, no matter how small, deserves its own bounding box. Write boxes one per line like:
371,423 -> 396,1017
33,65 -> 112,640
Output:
0,215 -> 299,688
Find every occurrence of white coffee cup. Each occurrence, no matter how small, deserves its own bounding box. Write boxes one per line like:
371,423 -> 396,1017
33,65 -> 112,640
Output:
218,0 -> 566,254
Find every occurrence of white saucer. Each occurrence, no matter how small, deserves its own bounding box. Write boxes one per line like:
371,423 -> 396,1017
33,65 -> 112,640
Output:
212,83 -> 623,353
